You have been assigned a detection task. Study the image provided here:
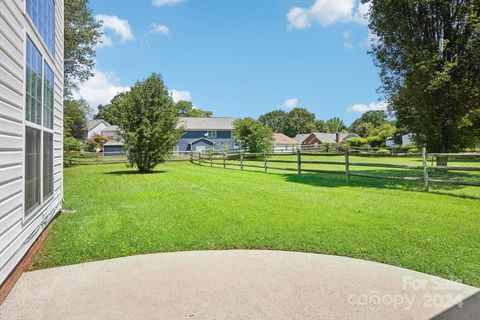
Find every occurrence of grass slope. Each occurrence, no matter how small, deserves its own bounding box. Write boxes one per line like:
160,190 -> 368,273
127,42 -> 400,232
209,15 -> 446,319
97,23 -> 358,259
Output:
33,162 -> 480,287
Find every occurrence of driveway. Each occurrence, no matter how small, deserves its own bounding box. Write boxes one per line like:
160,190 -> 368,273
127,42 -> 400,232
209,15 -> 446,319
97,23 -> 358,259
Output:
1,250 -> 478,319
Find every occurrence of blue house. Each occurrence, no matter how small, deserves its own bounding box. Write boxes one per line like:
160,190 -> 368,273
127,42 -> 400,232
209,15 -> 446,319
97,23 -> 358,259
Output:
98,117 -> 236,155
176,117 -> 236,152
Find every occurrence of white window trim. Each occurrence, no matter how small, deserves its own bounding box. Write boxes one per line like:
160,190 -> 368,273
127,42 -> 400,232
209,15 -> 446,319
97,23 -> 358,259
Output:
22,30 -> 55,224
23,0 -> 56,61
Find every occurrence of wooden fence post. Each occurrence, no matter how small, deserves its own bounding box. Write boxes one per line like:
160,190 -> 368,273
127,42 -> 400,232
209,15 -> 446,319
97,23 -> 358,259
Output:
223,152 -> 226,169
240,152 -> 244,171
297,149 -> 301,175
210,152 -> 213,167
345,147 -> 350,183
199,152 -> 202,166
422,147 -> 429,191
264,152 -> 268,173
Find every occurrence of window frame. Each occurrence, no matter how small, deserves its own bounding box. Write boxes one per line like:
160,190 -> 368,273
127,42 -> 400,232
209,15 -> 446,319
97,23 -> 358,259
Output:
23,31 -> 56,223
206,130 -> 217,139
24,0 -> 56,60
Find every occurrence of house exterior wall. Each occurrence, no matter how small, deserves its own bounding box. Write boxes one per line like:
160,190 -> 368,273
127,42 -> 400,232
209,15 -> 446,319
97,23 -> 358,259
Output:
176,130 -> 235,151
88,122 -> 107,139
0,0 -> 64,285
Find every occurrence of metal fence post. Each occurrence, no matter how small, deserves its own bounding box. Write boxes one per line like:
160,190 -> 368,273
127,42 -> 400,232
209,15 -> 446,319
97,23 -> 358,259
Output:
422,147 -> 429,191
297,148 -> 301,175
240,152 -> 244,171
264,152 -> 268,173
345,147 -> 350,183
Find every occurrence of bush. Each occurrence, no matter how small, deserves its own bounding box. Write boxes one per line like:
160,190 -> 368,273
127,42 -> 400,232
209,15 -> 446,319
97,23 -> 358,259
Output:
367,136 -> 385,148
64,136 -> 81,152
86,134 -> 109,151
407,148 -> 420,153
345,137 -> 368,147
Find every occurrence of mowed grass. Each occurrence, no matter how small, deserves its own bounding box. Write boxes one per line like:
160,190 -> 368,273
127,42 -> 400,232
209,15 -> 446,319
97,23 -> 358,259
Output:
33,162 -> 480,287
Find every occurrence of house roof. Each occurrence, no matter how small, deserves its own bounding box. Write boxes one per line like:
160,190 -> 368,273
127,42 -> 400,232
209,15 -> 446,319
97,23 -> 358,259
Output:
87,119 -> 109,131
188,138 -> 215,145
273,133 -> 298,145
295,132 -> 359,144
177,117 -> 234,130
102,125 -> 120,132
294,134 -> 310,142
311,132 -> 359,144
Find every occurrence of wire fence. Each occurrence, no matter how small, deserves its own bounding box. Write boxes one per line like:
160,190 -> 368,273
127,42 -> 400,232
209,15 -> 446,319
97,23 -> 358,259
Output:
191,148 -> 480,191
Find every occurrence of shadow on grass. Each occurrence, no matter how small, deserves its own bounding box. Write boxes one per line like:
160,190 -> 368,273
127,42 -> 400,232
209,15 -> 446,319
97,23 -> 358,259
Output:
104,170 -> 167,175
281,171 -> 480,200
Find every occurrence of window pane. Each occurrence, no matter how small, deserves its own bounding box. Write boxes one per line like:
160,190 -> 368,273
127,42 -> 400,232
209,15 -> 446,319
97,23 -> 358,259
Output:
26,0 -> 55,56
43,132 -> 54,199
25,127 -> 41,214
43,62 -> 54,129
26,36 -> 42,125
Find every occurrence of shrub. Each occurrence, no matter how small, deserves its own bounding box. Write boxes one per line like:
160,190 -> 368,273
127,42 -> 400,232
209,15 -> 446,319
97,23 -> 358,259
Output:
85,134 -> 109,151
407,148 -> 420,153
367,136 -> 385,148
345,137 -> 368,147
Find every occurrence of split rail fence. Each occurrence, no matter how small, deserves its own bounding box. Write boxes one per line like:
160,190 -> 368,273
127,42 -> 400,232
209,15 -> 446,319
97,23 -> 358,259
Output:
191,148 -> 480,191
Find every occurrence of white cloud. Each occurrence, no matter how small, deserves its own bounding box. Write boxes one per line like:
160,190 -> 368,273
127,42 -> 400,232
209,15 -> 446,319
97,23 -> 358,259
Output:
170,90 -> 191,103
287,0 -> 369,30
343,31 -> 353,49
152,0 -> 184,7
150,23 -> 170,36
283,98 -> 299,109
348,101 -> 387,113
95,15 -> 134,47
75,69 -> 130,107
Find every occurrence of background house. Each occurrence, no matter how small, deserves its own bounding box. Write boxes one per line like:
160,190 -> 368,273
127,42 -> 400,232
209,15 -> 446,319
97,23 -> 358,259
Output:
295,132 -> 359,146
176,117 -> 236,152
84,120 -> 109,140
273,133 -> 299,152
0,0 -> 64,292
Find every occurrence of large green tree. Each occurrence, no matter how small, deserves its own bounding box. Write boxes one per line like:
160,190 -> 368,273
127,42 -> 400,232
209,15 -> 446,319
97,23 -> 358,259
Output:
282,108 -> 316,137
325,117 -> 347,133
118,74 -> 182,173
366,0 -> 480,152
64,0 -> 102,97
64,99 -> 92,139
258,110 -> 287,133
349,110 -> 391,137
176,100 -> 212,117
233,118 -> 274,153
93,92 -> 126,125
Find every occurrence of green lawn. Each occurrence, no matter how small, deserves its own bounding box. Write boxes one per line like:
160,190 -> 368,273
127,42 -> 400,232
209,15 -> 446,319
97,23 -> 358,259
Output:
33,161 -> 480,287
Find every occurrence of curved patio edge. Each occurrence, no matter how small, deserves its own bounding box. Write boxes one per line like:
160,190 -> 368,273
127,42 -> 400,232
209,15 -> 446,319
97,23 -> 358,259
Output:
1,250 -> 478,320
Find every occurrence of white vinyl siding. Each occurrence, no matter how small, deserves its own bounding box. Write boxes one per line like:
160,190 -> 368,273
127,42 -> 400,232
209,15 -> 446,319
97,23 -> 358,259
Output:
0,0 -> 63,285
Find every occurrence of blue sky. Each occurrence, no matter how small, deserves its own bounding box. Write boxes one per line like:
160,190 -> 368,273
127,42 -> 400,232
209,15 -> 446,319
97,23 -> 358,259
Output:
78,0 -> 385,125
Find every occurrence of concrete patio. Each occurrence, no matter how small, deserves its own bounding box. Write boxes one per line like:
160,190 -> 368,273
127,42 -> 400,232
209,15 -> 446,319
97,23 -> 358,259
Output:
1,250 -> 478,319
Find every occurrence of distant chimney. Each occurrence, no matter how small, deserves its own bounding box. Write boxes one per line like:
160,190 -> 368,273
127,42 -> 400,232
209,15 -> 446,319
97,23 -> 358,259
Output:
335,132 -> 340,145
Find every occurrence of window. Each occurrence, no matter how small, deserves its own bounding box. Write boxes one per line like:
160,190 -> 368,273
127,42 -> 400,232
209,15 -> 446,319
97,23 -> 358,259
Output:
24,36 -> 55,217
43,132 -> 53,199
206,130 -> 217,139
26,0 -> 55,56
26,37 -> 42,125
43,62 -> 54,129
25,127 -> 41,213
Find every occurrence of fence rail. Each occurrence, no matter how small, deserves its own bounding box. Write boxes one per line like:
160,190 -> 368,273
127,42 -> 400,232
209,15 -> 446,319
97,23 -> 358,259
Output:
191,148 -> 480,190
